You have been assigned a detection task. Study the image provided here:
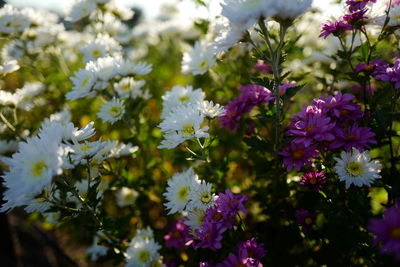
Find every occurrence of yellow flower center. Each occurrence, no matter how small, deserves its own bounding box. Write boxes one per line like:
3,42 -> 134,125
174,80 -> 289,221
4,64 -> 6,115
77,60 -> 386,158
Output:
390,227 -> 400,240
178,186 -> 189,201
138,250 -> 150,263
92,49 -> 102,58
181,124 -> 194,136
81,144 -> 92,152
199,60 -> 208,70
32,161 -> 48,177
363,64 -> 375,71
305,217 -> 313,225
179,96 -> 190,102
346,161 -> 363,176
309,178 -> 317,185
292,149 -> 304,160
81,77 -> 89,88
200,192 -> 212,204
109,106 -> 122,118
305,125 -> 315,132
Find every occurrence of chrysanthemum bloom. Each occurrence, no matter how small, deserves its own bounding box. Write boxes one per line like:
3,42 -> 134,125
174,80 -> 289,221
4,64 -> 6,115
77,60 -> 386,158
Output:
252,60 -> 272,75
334,148 -> 381,189
296,209 -> 316,231
346,0 -> 376,12
300,171 -> 326,192
383,59 -> 400,89
368,205 -> 400,260
319,20 -> 354,39
354,59 -> 389,76
370,59 -> 391,81
316,91 -> 363,122
164,219 -> 191,249
215,189 -> 248,219
279,142 -> 319,171
182,41 -> 216,76
193,222 -> 226,251
219,84 -> 274,131
343,8 -> 368,27
97,97 -> 125,124
237,238 -> 266,265
287,112 -> 336,147
330,124 -> 376,151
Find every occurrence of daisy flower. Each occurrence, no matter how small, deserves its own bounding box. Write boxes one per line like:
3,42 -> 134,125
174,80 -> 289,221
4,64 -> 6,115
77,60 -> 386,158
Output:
158,104 -> 209,149
334,148 -> 381,189
200,101 -> 225,118
66,0 -> 97,22
182,41 -> 216,76
117,60 -> 152,76
184,208 -> 206,231
97,97 -> 125,124
0,60 -> 20,75
163,168 -> 200,214
161,85 -> 205,119
125,238 -> 161,267
186,180 -> 216,211
114,77 -> 145,99
67,69 -> 96,100
115,187 -> 139,207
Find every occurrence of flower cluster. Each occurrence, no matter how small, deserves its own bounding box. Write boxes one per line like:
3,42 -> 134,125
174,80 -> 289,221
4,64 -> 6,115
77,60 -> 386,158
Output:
355,58 -> 400,89
219,84 -> 274,131
280,91 -> 376,171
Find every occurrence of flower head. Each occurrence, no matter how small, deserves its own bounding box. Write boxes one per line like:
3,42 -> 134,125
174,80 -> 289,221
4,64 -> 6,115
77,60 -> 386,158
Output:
368,205 -> 400,260
334,148 -> 381,189
300,171 -> 326,192
164,219 -> 191,249
279,142 -> 319,171
319,20 -> 353,39
97,97 -> 125,124
330,124 -> 376,151
296,209 -> 316,231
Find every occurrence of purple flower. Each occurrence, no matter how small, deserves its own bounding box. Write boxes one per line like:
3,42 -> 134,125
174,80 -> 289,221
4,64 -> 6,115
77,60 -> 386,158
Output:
164,219 -> 191,249
287,112 -> 336,147
349,83 -> 377,97
385,59 -> 400,89
371,59 -> 391,81
330,124 -> 376,151
199,263 -> 214,267
237,238 -> 266,266
279,81 -> 297,96
300,171 -> 326,192
193,222 -> 226,251
319,20 -> 353,39
216,253 -> 243,267
279,142 -> 319,171
215,189 -> 248,219
346,0 -> 376,13
343,9 -> 368,26
252,60 -> 272,75
296,209 -> 316,231
316,91 -> 363,122
368,205 -> 400,260
220,84 -> 274,131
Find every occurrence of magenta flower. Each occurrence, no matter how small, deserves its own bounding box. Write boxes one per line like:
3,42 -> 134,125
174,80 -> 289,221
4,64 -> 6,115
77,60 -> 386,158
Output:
216,253 -> 242,267
296,209 -> 316,231
279,81 -> 297,96
385,59 -> 400,89
319,20 -> 353,39
316,91 -> 363,122
279,142 -> 319,171
346,0 -> 376,12
164,219 -> 191,249
343,8 -> 368,26
300,171 -> 326,192
237,238 -> 266,265
330,124 -> 376,151
219,84 -> 274,131
252,60 -> 272,75
215,189 -> 248,219
193,222 -> 226,251
368,205 -> 400,260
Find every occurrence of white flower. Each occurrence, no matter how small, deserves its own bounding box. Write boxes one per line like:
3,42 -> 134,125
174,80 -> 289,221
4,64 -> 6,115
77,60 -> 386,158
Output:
125,238 -> 161,267
158,104 -> 209,149
97,97 -> 125,124
0,60 -> 20,75
114,77 -> 145,99
186,180 -> 216,211
221,0 -> 273,30
81,33 -> 122,62
161,85 -> 205,119
13,82 -> 45,110
67,69 -> 96,100
272,0 -> 313,20
24,196 -> 51,214
86,235 -> 108,261
199,101 -> 225,118
70,139 -> 105,164
116,187 -> 139,207
1,130 -> 65,212
133,227 -> 154,242
334,148 -> 382,189
0,12 -> 31,34
117,60 -> 152,76
182,41 -> 216,75
86,56 -> 122,83
184,208 -> 205,231
163,168 -> 200,214
66,0 -> 97,22
375,4 -> 400,27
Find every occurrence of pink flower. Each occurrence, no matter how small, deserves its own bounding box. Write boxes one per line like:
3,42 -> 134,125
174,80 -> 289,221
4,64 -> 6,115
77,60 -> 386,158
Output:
319,20 -> 353,39
296,209 -> 316,231
164,219 -> 191,249
300,171 -> 326,192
